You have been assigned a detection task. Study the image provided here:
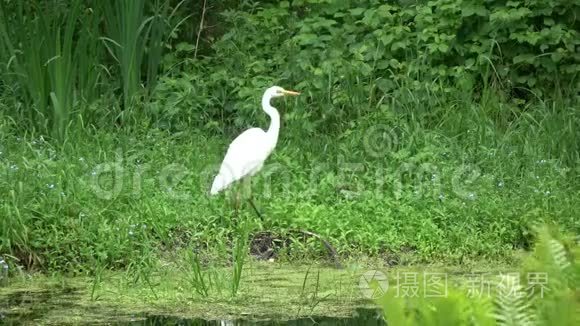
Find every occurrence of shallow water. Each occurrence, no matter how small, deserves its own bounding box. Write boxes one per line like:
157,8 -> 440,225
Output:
127,309 -> 384,325
0,288 -> 384,325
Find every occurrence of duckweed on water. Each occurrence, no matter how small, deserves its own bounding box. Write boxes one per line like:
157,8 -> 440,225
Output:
0,261 -> 517,325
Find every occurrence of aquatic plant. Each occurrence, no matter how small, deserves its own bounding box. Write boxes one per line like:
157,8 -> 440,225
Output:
373,226 -> 578,325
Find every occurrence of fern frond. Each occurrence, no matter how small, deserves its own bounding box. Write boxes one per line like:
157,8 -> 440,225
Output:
494,274 -> 536,326
549,239 -> 571,272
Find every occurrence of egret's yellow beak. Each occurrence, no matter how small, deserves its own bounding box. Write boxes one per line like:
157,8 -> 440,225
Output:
282,89 -> 300,96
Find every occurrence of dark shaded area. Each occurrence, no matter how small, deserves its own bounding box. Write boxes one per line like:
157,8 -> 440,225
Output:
0,287 -> 85,324
126,308 -> 384,326
250,230 -> 341,268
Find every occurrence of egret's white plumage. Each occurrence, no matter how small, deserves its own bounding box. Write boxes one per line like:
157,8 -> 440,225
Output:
210,86 -> 299,195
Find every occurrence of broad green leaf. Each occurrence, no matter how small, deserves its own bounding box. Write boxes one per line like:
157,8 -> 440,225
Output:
461,5 -> 488,17
350,8 -> 365,16
513,54 -> 536,64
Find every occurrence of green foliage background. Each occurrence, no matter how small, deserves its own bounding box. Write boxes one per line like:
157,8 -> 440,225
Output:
0,0 -> 578,282
175,0 -> 580,127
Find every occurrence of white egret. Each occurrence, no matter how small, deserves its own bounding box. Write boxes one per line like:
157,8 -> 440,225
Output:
210,86 -> 300,214
209,87 -> 342,268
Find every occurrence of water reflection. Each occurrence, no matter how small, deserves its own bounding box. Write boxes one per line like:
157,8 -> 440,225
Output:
128,309 -> 384,326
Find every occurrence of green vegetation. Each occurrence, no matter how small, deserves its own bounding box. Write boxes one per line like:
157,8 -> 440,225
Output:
0,226 -> 575,325
0,0 -> 578,323
374,226 -> 579,326
0,261 -> 369,323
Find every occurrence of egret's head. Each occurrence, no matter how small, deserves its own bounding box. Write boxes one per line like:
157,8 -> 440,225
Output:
265,86 -> 300,99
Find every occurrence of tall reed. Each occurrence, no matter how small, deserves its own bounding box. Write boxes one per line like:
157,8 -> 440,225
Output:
103,0 -> 187,115
231,221 -> 250,297
0,0 -> 102,140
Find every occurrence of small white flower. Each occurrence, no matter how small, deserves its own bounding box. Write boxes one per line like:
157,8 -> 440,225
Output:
497,181 -> 504,187
467,192 -> 476,200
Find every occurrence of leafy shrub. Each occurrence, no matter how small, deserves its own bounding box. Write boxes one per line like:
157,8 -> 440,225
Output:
173,0 -> 579,128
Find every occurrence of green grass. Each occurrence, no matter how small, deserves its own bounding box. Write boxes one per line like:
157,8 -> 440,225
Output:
0,4 -> 577,265
0,87 -> 578,273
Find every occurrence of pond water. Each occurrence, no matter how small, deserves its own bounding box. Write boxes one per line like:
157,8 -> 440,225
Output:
128,309 -> 384,325
0,288 -> 384,325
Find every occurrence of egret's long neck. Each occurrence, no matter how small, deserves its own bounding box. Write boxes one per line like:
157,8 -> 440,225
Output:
262,95 -> 280,150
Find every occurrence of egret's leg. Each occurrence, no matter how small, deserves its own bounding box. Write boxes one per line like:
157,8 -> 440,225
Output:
245,177 -> 263,221
233,183 -> 241,220
248,198 -> 263,221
